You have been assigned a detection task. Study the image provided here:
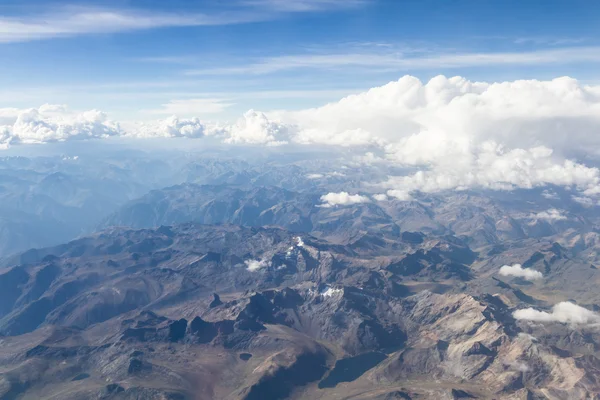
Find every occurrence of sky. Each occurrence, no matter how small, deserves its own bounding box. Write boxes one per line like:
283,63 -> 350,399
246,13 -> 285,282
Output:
4,0 -> 600,204
2,0 -> 600,120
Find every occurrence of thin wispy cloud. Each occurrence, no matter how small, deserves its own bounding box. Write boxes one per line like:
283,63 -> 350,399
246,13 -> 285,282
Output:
133,56 -> 198,65
184,46 -> 600,75
0,0 -> 370,43
141,98 -> 234,116
241,0 -> 368,12
0,7 -> 254,43
513,36 -> 588,46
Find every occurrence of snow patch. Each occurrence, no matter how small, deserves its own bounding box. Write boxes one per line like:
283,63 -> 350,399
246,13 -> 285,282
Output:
321,286 -> 343,298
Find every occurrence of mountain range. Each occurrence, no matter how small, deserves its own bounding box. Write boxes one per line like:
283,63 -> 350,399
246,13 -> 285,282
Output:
2,151 -> 600,399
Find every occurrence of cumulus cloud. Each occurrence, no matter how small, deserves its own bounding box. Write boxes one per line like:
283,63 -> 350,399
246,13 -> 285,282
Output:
531,209 -> 567,222
272,75 -> 600,197
373,193 -> 388,201
0,104 -> 120,147
223,110 -> 290,146
0,108 -> 22,125
278,75 -> 600,153
381,143 -> 600,198
319,192 -> 371,207
514,302 -> 600,326
245,259 -> 270,272
294,126 -> 384,147
0,128 -> 11,150
6,75 -> 600,200
499,264 -> 543,281
387,189 -> 414,201
128,116 -> 208,138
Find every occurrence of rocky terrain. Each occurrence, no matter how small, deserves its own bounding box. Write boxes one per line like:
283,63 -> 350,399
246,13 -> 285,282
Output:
1,213 -> 600,399
2,153 -> 600,399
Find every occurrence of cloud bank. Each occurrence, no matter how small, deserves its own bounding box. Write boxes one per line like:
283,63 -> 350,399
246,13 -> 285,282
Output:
276,75 -> 600,197
0,104 -> 120,148
514,302 -> 600,326
223,110 -> 290,146
128,116 -> 208,139
320,192 -> 371,207
499,264 -> 543,281
4,75 -> 600,199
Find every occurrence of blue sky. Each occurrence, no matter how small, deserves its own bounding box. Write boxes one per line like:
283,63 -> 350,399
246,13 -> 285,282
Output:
1,0 -> 600,120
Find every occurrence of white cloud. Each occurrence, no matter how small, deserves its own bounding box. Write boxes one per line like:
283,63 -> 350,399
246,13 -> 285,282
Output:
504,360 -> 530,373
499,264 -> 543,281
386,189 -> 413,201
295,126 -> 384,147
185,46 -> 600,76
5,75 -> 600,202
277,75 -> 600,155
381,144 -> 600,196
0,3 -> 365,43
517,332 -> 538,342
269,75 -> 600,197
541,190 -> 559,200
241,0 -> 367,12
373,194 -> 388,201
0,128 -> 11,150
572,196 -> 596,207
319,192 -> 371,207
514,302 -> 600,326
531,209 -> 567,222
307,172 -> 346,179
0,7 -> 259,43
223,110 -> 290,146
0,104 -> 120,147
513,36 -> 587,46
245,259 -> 270,272
0,108 -> 22,125
352,152 -> 387,166
127,116 -> 209,138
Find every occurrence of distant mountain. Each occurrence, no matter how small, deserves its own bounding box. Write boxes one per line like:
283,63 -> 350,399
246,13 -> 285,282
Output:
0,153 -> 371,258
0,154 -> 181,257
102,184 -> 596,253
101,184 -> 318,232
